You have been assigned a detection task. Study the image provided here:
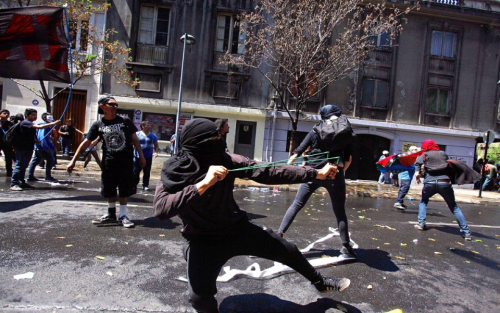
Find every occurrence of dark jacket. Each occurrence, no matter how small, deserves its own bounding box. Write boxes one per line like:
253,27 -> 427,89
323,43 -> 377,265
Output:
293,130 -> 352,169
153,153 -> 317,239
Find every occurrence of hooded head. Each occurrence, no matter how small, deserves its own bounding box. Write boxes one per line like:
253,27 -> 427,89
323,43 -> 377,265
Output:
161,119 -> 230,193
319,104 -> 342,120
422,139 -> 440,152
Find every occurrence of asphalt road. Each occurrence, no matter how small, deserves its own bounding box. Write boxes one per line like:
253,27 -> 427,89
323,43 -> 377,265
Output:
0,174 -> 499,313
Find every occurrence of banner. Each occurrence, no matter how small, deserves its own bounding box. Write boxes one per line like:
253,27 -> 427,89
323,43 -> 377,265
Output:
0,6 -> 70,83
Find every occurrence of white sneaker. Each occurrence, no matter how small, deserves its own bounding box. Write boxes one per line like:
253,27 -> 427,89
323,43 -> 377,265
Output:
118,215 -> 134,228
143,186 -> 150,191
393,203 -> 407,210
10,185 -> 23,191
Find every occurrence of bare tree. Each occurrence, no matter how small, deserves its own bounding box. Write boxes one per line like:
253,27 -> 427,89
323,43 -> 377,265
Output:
227,0 -> 418,152
9,0 -> 135,112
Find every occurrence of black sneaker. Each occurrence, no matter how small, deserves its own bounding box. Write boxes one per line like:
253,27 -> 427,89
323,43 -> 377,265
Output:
340,244 -> 357,260
92,214 -> 117,225
45,177 -> 58,182
313,277 -> 351,293
463,233 -> 472,241
20,183 -> 35,189
414,224 -> 428,231
118,215 -> 134,228
27,177 -> 40,182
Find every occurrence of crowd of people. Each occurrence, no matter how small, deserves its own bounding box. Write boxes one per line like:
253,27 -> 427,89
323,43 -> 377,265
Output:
0,101 -> 493,313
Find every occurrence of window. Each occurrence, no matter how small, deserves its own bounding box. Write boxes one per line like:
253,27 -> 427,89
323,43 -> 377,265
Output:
215,14 -> 245,54
139,6 -> 170,46
430,31 -> 456,58
361,79 -> 389,108
426,87 -> 450,115
135,73 -> 162,92
69,20 -> 89,51
369,31 -> 391,48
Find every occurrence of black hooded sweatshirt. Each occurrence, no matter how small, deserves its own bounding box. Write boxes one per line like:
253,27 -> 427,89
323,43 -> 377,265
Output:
153,119 -> 318,239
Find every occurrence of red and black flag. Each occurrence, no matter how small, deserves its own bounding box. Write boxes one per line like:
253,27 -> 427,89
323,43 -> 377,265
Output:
0,6 -> 70,83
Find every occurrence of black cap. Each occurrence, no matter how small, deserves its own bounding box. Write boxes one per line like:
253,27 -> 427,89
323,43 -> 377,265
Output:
97,96 -> 115,114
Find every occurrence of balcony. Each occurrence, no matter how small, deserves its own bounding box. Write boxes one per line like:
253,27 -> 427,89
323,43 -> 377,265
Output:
428,57 -> 455,75
286,100 -> 322,114
212,51 -> 246,73
366,49 -> 393,67
424,113 -> 451,127
359,106 -> 388,121
135,44 -> 168,65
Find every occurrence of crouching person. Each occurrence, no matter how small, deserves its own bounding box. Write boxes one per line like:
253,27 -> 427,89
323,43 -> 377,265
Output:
153,119 -> 351,313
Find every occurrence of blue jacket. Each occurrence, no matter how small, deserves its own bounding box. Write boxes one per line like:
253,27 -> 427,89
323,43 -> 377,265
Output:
35,122 -> 55,151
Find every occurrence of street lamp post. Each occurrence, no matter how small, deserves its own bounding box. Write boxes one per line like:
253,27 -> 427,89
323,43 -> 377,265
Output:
174,33 -> 196,154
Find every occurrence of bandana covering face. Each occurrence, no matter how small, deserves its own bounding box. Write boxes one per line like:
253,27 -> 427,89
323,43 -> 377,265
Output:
422,139 -> 440,152
319,104 -> 342,120
161,119 -> 231,193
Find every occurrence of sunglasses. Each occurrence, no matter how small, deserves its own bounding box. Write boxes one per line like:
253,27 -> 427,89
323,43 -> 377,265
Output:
105,102 -> 118,107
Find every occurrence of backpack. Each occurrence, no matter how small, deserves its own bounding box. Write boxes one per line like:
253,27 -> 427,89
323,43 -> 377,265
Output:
2,122 -> 21,148
422,150 -> 448,173
312,115 -> 354,152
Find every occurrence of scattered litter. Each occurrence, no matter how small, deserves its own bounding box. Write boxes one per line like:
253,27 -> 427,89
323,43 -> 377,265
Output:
400,243 -> 407,246
96,256 -> 105,260
55,237 -> 65,239
385,310 -> 403,313
273,187 -> 279,193
413,239 -> 418,243
247,187 -> 259,191
384,243 -> 390,245
159,234 -> 165,237
260,188 -> 269,192
65,244 -> 73,247
14,272 -> 34,280
407,197 -> 414,201
428,238 -> 436,241
374,225 -> 396,230
434,252 -> 442,255
372,238 -> 378,241
467,250 -> 479,254
484,245 -> 489,247
465,261 -> 471,264
395,256 -> 405,260
46,290 -> 52,293
456,242 -> 465,246
367,284 -> 373,290
475,239 -> 482,242
106,271 -> 113,276
450,247 -> 455,251
266,208 -> 270,211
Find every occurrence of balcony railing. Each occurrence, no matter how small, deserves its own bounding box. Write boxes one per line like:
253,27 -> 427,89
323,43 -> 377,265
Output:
359,106 -> 388,121
287,100 -> 322,114
212,51 -> 246,73
424,113 -> 451,127
136,44 -> 168,65
366,49 -> 393,66
428,57 -> 455,74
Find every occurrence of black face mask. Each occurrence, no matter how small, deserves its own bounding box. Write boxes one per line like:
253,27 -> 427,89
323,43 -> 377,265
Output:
161,119 -> 231,193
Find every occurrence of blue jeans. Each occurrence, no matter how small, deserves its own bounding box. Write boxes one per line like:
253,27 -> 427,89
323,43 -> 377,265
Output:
396,179 -> 411,204
482,177 -> 493,191
11,149 -> 34,186
28,149 -> 55,179
418,182 -> 470,235
279,168 -> 350,245
134,157 -> 152,187
61,137 -> 71,155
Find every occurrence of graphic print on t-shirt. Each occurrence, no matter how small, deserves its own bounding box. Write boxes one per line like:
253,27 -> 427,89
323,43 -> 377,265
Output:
100,123 -> 126,153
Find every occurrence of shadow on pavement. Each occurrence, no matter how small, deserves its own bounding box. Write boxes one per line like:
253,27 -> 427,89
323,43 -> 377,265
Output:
450,248 -> 500,272
220,294 -> 362,313
136,216 -> 181,229
432,225 -> 497,240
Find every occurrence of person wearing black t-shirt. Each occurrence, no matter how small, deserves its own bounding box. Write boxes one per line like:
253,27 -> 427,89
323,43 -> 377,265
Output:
67,96 -> 146,228
58,119 -> 84,156
0,109 -> 15,176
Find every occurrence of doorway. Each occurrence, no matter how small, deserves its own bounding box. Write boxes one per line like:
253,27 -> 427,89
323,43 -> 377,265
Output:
346,134 -> 391,181
234,121 -> 256,159
52,89 -> 87,153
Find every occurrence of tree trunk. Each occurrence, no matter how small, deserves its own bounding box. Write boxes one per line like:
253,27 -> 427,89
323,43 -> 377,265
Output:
39,80 -> 52,113
288,118 -> 299,156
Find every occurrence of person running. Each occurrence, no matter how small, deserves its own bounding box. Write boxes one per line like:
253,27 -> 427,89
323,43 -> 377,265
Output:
414,139 -> 472,240
0,109 -> 15,176
153,118 -> 350,313
393,146 -> 419,210
134,121 -> 159,191
27,113 -> 59,182
10,109 -> 60,191
66,96 -> 146,228
278,104 -> 356,260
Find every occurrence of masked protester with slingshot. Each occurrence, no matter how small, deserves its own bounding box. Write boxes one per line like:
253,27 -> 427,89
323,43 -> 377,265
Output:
153,118 -> 350,313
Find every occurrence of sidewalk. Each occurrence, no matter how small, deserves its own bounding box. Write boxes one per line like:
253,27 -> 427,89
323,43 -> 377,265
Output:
1,155 -> 498,204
